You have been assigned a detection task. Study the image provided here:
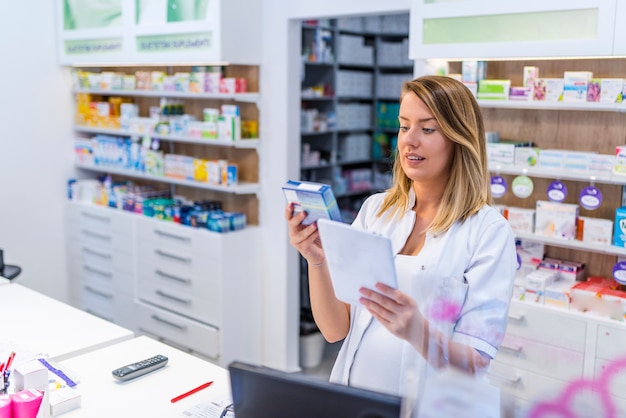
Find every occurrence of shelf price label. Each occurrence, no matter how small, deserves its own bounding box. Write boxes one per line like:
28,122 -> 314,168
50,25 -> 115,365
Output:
511,175 -> 534,199
547,180 -> 567,203
613,261 -> 626,285
579,186 -> 602,210
490,175 -> 507,198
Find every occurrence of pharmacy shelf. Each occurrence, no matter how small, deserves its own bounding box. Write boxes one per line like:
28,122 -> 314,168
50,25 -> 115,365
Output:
301,96 -> 335,101
488,164 -> 626,186
301,130 -> 336,136
75,162 -> 259,195
73,88 -> 259,103
478,100 -> 626,113
74,125 -> 259,149
515,231 -> 626,257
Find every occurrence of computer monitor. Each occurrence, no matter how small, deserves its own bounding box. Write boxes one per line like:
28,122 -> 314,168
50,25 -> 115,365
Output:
228,361 -> 402,418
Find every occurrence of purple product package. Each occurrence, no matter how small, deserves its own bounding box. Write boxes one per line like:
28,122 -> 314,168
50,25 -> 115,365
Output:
509,86 -> 531,101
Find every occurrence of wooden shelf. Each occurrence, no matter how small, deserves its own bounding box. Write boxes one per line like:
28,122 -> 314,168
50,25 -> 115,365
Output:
488,164 -> 625,186
73,88 -> 259,104
75,162 -> 259,195
478,99 -> 626,112
515,232 -> 626,257
74,126 -> 259,149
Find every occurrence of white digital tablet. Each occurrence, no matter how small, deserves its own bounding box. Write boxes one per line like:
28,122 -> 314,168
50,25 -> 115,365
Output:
316,218 -> 398,305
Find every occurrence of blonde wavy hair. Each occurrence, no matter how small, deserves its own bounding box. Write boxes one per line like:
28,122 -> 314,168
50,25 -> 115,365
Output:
376,75 -> 492,233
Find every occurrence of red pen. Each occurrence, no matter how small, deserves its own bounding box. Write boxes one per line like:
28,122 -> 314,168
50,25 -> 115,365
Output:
4,352 -> 15,371
170,381 -> 213,403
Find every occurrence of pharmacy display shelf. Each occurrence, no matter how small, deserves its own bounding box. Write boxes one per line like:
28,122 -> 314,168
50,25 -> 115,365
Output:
301,130 -> 336,136
488,164 -> 626,186
515,231 -> 626,257
75,162 -> 259,195
300,96 -> 335,101
301,158 -> 373,171
478,100 -> 626,113
74,125 -> 259,149
73,88 -> 259,104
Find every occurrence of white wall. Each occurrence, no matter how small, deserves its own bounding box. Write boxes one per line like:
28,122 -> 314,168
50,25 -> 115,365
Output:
260,0 -> 411,371
0,2 -> 73,300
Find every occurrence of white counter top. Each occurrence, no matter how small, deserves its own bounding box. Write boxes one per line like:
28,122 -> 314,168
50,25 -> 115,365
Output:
0,283 -> 133,361
59,336 -> 231,417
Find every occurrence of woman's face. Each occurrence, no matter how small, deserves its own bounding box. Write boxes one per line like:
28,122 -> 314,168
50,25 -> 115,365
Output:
397,92 -> 455,185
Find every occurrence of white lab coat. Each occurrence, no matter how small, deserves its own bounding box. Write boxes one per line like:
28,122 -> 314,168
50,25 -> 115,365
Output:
329,189 -> 517,400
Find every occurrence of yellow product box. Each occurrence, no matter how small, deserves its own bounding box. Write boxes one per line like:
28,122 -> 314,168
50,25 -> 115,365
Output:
193,158 -> 208,182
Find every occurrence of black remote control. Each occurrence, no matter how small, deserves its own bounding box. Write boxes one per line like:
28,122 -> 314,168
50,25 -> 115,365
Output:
112,354 -> 169,381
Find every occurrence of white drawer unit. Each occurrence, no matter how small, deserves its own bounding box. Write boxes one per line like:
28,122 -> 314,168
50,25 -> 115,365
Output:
73,282 -> 135,329
68,243 -> 134,275
66,201 -> 262,367
68,261 -> 134,296
68,221 -> 134,254
596,324 -> 626,362
136,275 -> 220,326
134,216 -> 261,367
136,218 -> 220,256
488,361 -> 568,404
134,300 -> 220,360
492,300 -> 626,412
68,202 -> 134,236
66,202 -> 136,328
506,301 -> 587,351
135,243 -> 218,285
494,333 -> 584,382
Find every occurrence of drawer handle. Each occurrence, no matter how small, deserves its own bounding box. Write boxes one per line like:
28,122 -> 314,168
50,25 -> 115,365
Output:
150,314 -> 187,331
84,285 -> 113,299
80,211 -> 111,223
154,249 -> 191,263
508,313 -> 525,322
500,343 -> 523,354
488,370 -> 521,386
85,309 -> 114,323
155,269 -> 191,284
84,265 -> 113,278
82,247 -> 112,259
155,290 -> 191,305
155,229 -> 191,242
81,229 -> 112,241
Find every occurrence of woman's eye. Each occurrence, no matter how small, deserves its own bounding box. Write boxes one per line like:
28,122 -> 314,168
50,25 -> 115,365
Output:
399,126 -> 409,132
422,128 -> 435,134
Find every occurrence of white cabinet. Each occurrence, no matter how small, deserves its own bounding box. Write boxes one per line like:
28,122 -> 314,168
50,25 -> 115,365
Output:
67,201 -> 262,367
613,1 -> 626,55
66,202 -> 136,329
490,301 -> 587,404
490,300 -> 626,412
410,0 -> 617,59
594,324 -> 626,405
56,0 -> 262,66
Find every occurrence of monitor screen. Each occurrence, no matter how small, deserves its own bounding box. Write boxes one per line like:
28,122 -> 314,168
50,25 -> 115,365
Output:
228,361 -> 402,418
